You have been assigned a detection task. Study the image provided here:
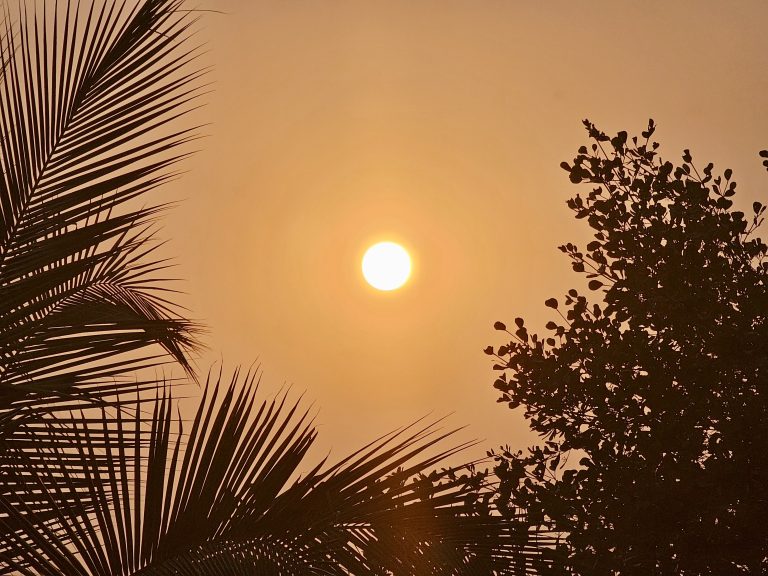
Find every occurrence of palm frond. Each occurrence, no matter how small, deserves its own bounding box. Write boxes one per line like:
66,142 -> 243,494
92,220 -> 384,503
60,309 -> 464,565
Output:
0,0 -> 205,412
1,368 -> 559,575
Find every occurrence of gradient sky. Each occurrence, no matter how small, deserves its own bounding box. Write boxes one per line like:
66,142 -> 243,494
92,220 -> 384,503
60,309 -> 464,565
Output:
160,0 -> 768,463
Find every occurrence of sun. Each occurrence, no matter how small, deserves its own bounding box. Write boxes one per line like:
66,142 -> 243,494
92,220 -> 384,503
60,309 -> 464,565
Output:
362,242 -> 412,291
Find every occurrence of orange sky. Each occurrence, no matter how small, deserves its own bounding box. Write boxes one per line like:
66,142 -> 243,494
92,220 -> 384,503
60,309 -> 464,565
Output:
161,0 -> 768,463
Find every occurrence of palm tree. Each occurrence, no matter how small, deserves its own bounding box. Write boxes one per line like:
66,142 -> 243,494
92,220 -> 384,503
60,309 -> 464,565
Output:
0,1 -> 559,573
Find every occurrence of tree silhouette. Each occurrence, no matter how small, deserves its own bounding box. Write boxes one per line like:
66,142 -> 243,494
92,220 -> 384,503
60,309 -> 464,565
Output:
489,119 -> 768,575
0,1 -> 557,573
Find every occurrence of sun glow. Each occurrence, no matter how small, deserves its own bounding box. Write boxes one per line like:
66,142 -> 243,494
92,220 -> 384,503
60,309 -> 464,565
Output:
362,242 -> 411,291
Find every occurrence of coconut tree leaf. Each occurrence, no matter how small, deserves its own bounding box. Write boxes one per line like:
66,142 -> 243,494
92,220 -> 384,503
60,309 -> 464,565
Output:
1,368 -> 559,575
0,0 -> 205,414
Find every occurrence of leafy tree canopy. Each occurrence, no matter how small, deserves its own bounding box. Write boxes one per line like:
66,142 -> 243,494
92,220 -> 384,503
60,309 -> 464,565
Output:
488,120 -> 768,575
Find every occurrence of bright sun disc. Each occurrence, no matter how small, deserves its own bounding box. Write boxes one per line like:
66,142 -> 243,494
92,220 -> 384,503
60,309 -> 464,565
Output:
362,242 -> 411,291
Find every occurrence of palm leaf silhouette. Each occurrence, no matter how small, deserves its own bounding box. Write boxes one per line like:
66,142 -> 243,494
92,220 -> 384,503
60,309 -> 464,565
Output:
1,368 -> 557,575
0,0 -> 205,556
0,0 -> 204,414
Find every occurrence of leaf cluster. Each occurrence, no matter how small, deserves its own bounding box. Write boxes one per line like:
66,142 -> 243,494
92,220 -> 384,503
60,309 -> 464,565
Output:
488,120 -> 768,575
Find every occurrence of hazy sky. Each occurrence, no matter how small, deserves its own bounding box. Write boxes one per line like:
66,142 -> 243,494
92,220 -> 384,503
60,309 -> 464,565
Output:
161,0 -> 768,463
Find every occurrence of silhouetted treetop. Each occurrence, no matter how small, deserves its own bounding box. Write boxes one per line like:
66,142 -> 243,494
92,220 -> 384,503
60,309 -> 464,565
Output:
489,119 -> 767,576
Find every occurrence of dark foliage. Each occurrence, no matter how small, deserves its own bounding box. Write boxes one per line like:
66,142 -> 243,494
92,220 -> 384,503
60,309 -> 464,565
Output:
0,0 -> 205,412
2,367 -> 557,575
0,0 -> 206,558
489,120 -> 768,575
